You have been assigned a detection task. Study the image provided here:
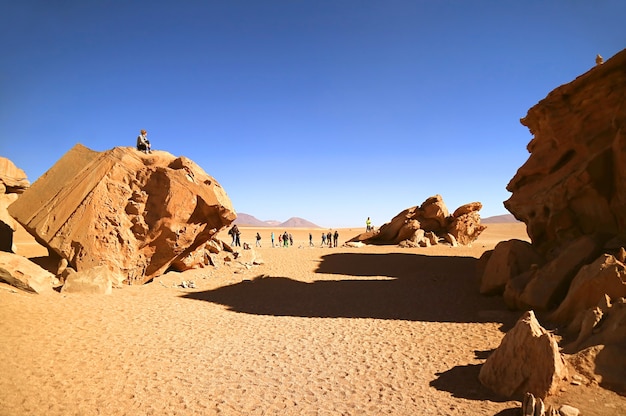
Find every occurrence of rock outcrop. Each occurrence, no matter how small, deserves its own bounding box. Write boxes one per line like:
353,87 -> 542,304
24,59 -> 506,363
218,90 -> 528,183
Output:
8,144 -> 236,285
505,48 -> 626,256
479,49 -> 626,397
349,195 -> 486,247
0,157 -> 30,194
0,157 -> 30,252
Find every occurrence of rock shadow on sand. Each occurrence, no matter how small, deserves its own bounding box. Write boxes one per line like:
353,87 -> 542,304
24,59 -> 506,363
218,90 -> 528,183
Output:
183,253 -> 520,326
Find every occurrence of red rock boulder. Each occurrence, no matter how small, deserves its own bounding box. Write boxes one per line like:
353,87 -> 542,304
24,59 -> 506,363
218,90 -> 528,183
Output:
8,144 -> 236,284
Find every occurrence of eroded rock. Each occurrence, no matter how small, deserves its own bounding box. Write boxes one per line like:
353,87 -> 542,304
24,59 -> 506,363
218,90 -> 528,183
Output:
479,311 -> 567,399
349,195 -> 485,247
0,252 -> 57,293
9,144 -> 236,284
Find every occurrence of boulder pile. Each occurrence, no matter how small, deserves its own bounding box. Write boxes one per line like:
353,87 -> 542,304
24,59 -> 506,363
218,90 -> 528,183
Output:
348,194 -> 486,247
8,144 -> 236,285
479,49 -> 626,397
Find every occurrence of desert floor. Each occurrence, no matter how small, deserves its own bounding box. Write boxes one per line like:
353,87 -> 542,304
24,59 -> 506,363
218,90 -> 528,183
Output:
1,223 -> 625,415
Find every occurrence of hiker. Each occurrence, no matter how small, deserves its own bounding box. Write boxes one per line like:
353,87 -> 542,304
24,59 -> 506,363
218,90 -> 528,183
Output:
256,232 -> 262,247
271,231 -> 275,248
232,224 -> 241,247
228,225 -> 236,246
309,232 -> 313,247
327,231 -> 332,247
333,230 -> 339,247
366,217 -> 372,232
136,129 -> 152,153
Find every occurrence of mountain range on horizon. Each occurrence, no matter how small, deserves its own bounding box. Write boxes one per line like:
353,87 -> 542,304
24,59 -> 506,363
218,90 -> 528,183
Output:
233,213 -> 321,228
233,212 -> 519,228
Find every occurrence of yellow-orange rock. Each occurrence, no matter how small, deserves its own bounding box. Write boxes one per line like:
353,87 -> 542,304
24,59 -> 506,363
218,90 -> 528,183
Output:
8,144 -> 236,284
505,48 -> 626,256
349,195 -> 485,246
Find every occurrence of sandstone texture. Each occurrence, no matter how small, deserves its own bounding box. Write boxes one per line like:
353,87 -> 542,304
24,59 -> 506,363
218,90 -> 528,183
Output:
0,251 -> 57,293
8,144 -> 236,284
478,311 -> 567,400
0,157 -> 30,193
349,195 -> 486,247
479,49 -> 626,397
0,157 -> 29,252
505,49 -> 626,256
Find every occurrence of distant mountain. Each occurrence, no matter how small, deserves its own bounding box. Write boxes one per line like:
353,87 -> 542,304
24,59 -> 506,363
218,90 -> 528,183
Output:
233,213 -> 320,228
233,213 -> 271,227
279,217 -> 320,228
481,214 -> 520,224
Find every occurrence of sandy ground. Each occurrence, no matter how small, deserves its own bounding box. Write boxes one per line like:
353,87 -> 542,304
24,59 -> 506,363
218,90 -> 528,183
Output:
1,223 -> 625,415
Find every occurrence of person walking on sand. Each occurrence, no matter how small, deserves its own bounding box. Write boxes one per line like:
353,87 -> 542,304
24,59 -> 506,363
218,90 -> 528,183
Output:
283,231 -> 289,247
321,232 -> 326,247
333,229 -> 339,247
366,217 -> 372,232
255,232 -> 262,247
271,231 -> 275,248
136,129 -> 152,153
309,232 -> 313,247
327,231 -> 332,247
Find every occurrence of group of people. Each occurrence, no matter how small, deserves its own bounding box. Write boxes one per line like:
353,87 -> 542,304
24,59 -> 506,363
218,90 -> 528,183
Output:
227,228 -> 342,249
321,230 -> 339,247
228,224 -> 241,247
273,231 -> 294,247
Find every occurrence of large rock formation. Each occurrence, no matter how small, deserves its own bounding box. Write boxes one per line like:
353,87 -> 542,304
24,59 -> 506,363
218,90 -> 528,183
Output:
0,157 -> 30,252
479,49 -> 626,397
349,195 -> 486,247
8,144 -> 236,284
482,49 -> 626,312
505,48 -> 626,256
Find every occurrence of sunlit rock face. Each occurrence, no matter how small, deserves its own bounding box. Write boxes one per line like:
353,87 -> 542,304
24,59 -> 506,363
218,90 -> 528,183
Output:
479,49 -> 626,396
349,194 -> 485,247
9,144 -> 236,284
0,157 -> 30,252
505,48 -> 626,257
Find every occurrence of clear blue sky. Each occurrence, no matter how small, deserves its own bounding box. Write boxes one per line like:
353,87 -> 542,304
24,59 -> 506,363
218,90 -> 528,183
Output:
2,1 -> 625,228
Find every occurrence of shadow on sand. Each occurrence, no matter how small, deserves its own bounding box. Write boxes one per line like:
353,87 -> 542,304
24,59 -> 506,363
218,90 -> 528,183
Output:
182,252 -> 520,326
182,252 -> 522,410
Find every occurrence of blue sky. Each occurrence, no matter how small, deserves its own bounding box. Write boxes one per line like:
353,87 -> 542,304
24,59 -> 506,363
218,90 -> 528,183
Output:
2,1 -> 625,228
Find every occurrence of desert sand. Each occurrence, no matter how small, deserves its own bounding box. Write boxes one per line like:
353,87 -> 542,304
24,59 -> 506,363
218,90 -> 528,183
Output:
1,223 -> 624,415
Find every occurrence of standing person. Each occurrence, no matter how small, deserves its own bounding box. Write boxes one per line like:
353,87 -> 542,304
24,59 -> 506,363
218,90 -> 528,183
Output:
271,231 -> 275,248
278,233 -> 282,247
289,233 -> 293,247
333,229 -> 339,247
309,232 -> 313,247
366,217 -> 372,232
255,232 -> 262,247
136,129 -> 152,153
326,231 -> 332,247
233,224 -> 241,247
283,231 -> 289,247
228,225 -> 236,246
321,232 -> 326,247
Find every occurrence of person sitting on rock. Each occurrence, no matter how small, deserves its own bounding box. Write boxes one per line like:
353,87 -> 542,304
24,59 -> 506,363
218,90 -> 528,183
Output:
136,129 -> 152,153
